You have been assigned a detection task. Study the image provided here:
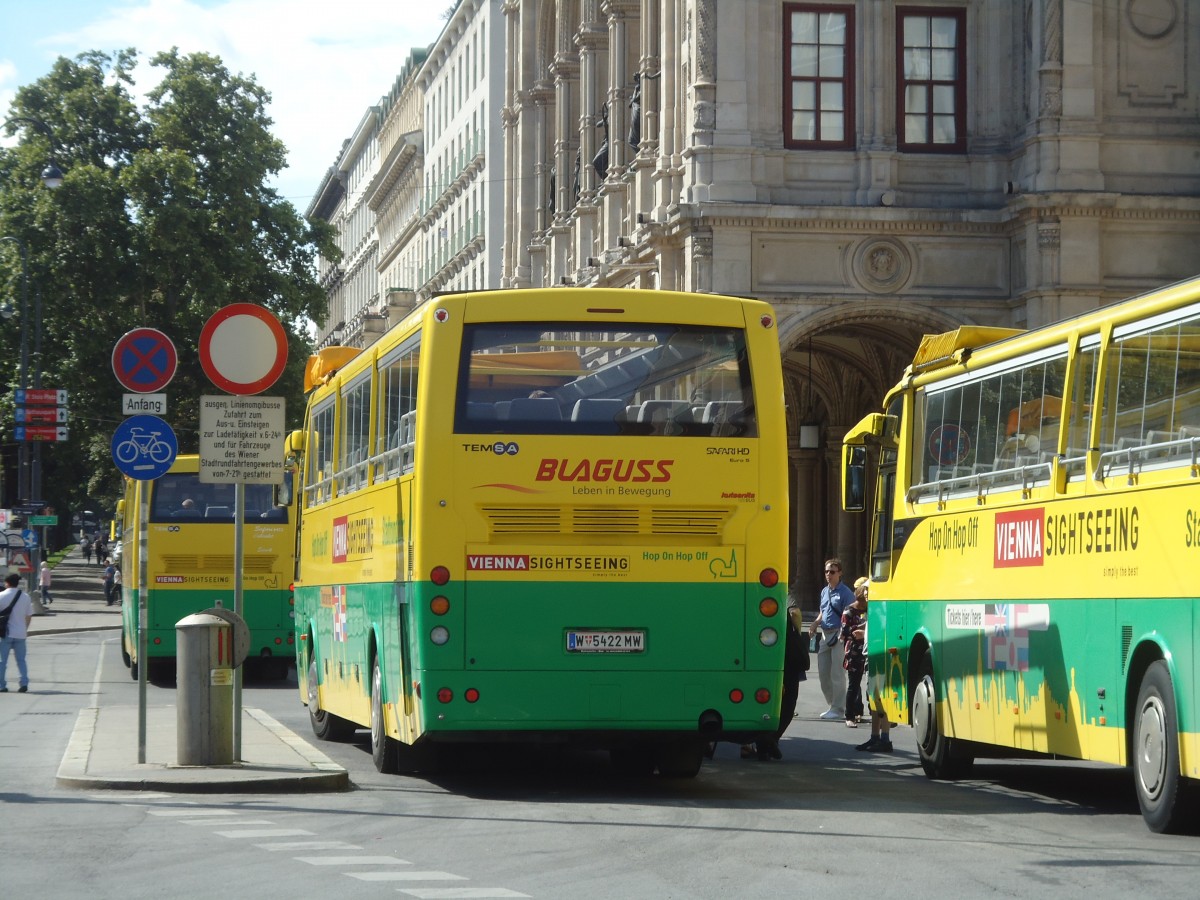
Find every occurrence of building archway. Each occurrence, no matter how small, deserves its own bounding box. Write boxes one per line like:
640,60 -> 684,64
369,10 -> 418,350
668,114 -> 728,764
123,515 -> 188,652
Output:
777,302 -> 968,595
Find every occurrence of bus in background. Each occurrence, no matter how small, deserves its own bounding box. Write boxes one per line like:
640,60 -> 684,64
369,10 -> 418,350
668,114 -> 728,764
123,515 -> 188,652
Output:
293,288 -> 788,777
118,453 -> 299,681
842,275 -> 1200,832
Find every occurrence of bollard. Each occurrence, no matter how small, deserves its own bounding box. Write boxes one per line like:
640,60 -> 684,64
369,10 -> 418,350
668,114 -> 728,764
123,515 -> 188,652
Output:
176,612 -> 235,765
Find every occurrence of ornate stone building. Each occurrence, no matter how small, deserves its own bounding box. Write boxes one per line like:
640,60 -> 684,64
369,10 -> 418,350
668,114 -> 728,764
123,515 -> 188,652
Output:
499,0 -> 1200,584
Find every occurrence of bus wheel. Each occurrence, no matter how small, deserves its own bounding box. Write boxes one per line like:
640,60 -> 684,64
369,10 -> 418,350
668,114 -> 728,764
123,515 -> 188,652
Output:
121,641 -> 131,669
655,740 -> 705,778
912,648 -> 973,779
370,657 -> 400,774
306,653 -> 355,742
610,744 -> 656,777
1133,661 -> 1187,833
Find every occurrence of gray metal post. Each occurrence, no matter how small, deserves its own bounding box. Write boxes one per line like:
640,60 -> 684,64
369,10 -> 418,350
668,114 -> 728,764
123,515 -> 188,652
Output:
137,487 -> 149,762
176,612 -> 234,765
233,480 -> 244,760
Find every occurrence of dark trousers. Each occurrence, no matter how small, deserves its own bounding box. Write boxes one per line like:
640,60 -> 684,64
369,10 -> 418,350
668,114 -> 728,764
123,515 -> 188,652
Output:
845,665 -> 865,721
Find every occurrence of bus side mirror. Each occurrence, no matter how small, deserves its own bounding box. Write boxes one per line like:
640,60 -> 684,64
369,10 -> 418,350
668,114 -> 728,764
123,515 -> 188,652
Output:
843,445 -> 867,512
273,470 -> 294,508
284,429 -> 306,461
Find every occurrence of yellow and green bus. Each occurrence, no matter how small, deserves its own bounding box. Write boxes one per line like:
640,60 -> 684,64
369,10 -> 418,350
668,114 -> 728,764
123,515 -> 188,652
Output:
843,275 -> 1200,832
293,287 -> 789,776
118,454 -> 299,680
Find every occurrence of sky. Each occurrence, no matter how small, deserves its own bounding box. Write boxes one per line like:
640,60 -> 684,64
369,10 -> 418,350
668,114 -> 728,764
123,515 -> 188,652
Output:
0,0 -> 451,208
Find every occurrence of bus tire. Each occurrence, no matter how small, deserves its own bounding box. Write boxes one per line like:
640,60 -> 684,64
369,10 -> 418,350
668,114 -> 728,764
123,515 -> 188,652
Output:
655,740 -> 705,778
306,653 -> 355,742
370,657 -> 400,774
912,647 -> 973,779
121,640 -> 132,669
1133,660 -> 1188,833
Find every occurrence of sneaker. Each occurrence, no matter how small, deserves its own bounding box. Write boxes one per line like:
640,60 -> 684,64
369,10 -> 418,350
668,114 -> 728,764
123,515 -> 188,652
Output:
17,685 -> 28,693
0,687 -> 7,693
845,719 -> 858,728
819,709 -> 843,720
855,738 -> 878,751
869,740 -> 893,753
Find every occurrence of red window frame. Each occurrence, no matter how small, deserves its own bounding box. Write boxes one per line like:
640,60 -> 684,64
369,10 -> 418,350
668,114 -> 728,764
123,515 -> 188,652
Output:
896,7 -> 966,153
783,3 -> 855,150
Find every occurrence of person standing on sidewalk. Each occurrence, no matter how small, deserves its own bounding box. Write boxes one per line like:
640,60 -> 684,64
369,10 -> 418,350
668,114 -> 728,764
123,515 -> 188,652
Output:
808,558 -> 854,720
38,561 -> 52,606
0,573 -> 34,692
102,561 -> 117,605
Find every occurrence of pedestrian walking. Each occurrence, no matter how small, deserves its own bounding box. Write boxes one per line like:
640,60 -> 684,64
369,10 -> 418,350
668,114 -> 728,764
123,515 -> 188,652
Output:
83,540 -> 93,564
0,573 -> 34,692
38,561 -> 52,606
113,565 -> 123,605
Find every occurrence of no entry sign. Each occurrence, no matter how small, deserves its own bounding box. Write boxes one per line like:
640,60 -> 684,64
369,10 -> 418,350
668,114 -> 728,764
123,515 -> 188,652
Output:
112,328 -> 178,393
199,303 -> 288,395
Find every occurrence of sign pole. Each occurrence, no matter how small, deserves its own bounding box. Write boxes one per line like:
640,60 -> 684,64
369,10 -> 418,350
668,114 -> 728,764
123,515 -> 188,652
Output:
138,487 -> 149,763
233,480 -> 244,760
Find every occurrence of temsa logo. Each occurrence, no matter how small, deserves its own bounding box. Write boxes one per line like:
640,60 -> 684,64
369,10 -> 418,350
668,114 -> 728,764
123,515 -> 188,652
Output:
535,458 -> 674,482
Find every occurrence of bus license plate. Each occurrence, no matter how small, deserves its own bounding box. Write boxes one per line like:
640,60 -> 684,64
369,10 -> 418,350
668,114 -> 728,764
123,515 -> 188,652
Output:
566,630 -> 645,653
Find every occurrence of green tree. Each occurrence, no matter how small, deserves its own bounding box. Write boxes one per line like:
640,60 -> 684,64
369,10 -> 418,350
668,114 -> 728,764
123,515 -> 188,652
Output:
1,49 -> 338,525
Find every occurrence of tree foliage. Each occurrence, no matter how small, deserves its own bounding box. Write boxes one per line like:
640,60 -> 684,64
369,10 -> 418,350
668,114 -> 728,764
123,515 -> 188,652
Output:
1,49 -> 338,523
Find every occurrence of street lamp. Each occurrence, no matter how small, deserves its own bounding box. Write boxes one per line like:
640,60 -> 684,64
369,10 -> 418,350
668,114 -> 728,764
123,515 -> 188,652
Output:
0,235 -> 32,505
2,114 -> 64,570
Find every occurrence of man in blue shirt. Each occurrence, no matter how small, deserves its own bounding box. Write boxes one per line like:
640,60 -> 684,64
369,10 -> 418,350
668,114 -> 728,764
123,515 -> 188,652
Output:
808,558 -> 855,720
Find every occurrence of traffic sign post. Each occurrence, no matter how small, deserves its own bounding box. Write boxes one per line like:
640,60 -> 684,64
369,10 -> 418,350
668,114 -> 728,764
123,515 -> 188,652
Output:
198,303 -> 289,761
113,328 -> 178,393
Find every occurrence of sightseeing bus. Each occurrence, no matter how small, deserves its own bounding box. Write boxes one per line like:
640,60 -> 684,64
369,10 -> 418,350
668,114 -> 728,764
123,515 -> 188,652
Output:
841,275 -> 1200,832
292,287 -> 789,776
118,454 -> 299,680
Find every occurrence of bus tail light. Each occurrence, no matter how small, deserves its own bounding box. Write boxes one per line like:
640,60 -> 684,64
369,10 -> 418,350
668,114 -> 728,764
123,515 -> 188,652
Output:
758,597 -> 779,617
437,687 -> 453,703
729,689 -> 744,703
465,688 -> 479,703
759,627 -> 778,647
274,637 -> 283,645
431,566 -> 450,585
152,637 -> 161,646
430,596 -> 450,615
430,626 -> 450,645
286,635 -> 294,645
755,688 -> 771,704
759,568 -> 779,588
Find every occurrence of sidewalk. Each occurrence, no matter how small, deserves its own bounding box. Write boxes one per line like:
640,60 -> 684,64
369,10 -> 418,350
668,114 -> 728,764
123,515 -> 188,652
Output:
23,545 -> 348,793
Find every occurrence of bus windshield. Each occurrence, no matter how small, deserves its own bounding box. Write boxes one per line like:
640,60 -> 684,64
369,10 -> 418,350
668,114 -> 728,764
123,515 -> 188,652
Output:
149,472 -> 287,523
454,321 -> 756,437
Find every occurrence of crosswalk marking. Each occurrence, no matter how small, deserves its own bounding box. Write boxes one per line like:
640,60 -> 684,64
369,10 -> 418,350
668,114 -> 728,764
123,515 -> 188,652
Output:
398,891 -> 531,899
179,818 -> 276,826
214,828 -> 314,838
257,841 -> 364,852
348,871 -> 468,882
147,808 -> 238,817
295,856 -> 411,866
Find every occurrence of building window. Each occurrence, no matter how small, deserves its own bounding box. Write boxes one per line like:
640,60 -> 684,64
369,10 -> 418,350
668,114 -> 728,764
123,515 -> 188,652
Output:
897,7 -> 966,153
784,4 -> 854,149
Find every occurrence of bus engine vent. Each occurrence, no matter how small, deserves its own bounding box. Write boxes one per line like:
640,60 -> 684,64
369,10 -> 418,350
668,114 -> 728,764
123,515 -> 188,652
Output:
1120,624 -> 1133,672
162,554 -> 277,574
481,506 -> 731,538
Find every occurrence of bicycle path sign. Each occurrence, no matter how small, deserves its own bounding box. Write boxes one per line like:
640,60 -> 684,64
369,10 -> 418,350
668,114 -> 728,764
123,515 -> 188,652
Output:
111,414 -> 178,480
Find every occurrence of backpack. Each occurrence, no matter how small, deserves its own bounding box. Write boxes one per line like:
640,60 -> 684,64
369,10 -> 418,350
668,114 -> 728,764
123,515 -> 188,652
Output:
0,593 -> 20,639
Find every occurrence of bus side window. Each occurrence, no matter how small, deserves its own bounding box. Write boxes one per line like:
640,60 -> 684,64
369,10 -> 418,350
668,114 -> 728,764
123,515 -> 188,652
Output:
376,334 -> 420,480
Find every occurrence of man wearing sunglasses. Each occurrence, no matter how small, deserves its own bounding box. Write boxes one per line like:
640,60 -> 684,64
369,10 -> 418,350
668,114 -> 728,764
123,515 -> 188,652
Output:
808,558 -> 855,720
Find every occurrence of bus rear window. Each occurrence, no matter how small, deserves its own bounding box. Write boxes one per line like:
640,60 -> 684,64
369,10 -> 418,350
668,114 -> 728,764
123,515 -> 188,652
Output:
149,473 -> 287,523
454,322 -> 757,437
